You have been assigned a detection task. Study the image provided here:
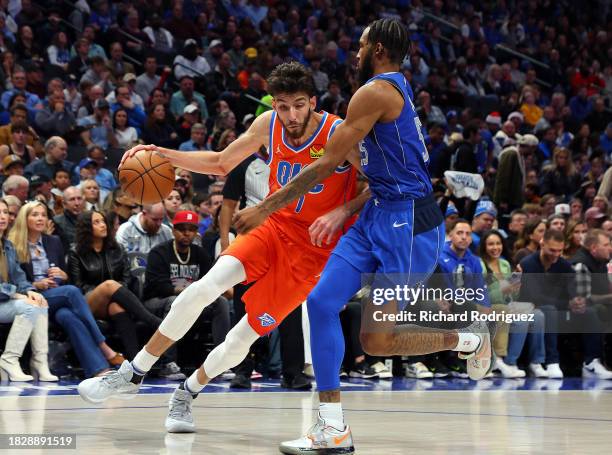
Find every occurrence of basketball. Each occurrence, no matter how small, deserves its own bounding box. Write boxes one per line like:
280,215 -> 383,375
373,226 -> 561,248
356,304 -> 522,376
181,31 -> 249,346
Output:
118,150 -> 175,205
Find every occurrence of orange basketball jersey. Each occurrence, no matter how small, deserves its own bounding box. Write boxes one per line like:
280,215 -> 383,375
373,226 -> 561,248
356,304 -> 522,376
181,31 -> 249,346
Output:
265,111 -> 357,253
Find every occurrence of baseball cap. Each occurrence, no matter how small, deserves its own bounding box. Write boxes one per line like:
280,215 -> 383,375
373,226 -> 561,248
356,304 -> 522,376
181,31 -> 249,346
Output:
209,39 -> 223,48
30,174 -> 51,187
79,157 -> 98,169
184,38 -> 197,47
175,175 -> 188,184
123,73 -> 137,82
518,134 -> 539,146
183,104 -> 199,114
474,199 -> 498,218
554,203 -> 570,215
94,99 -> 110,109
245,47 -> 257,59
173,210 -> 199,226
585,207 -> 606,220
445,202 -> 459,218
2,154 -> 23,171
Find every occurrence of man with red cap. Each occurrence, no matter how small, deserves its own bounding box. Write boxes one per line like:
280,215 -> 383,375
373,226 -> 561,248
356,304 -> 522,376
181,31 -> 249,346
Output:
142,210 -> 230,380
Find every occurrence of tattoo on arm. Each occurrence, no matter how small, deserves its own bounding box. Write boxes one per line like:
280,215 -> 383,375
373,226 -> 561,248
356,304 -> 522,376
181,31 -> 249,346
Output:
261,162 -> 332,214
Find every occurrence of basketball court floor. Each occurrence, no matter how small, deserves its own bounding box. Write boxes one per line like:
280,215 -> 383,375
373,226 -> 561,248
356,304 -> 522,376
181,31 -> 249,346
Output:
1,376 -> 611,454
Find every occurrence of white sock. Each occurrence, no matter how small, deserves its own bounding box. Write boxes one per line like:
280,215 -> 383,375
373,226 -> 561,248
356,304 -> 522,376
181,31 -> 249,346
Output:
319,402 -> 344,429
185,371 -> 206,395
452,333 -> 481,352
131,348 -> 160,375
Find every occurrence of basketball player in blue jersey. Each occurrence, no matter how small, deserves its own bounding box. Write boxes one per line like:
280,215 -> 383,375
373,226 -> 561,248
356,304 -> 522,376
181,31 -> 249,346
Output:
235,18 -> 494,454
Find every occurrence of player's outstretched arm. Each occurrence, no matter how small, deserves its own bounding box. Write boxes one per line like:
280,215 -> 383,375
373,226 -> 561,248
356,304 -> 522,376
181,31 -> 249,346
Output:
233,83 -> 387,233
120,112 -> 271,176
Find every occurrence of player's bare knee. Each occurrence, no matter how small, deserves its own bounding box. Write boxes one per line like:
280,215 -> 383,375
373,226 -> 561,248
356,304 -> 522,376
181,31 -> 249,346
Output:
360,332 -> 393,356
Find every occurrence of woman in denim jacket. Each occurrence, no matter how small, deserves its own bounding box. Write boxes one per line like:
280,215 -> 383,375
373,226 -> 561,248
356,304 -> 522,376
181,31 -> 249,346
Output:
0,198 -> 57,381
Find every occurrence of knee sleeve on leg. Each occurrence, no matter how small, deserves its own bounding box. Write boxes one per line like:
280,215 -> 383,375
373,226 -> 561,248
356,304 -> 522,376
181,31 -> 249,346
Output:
203,316 -> 260,379
159,255 -> 246,341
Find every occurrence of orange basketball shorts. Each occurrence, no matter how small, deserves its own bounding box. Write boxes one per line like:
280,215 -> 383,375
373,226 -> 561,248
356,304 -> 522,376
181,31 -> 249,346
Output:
221,218 -> 329,336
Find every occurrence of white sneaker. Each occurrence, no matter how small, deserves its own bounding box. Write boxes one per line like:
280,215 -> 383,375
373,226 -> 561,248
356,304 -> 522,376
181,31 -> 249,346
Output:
583,358 -> 612,379
404,362 -> 433,379
165,387 -> 196,433
370,361 -> 393,379
494,358 -> 526,378
77,361 -> 141,404
528,363 -> 549,378
546,363 -> 564,379
458,320 -> 494,380
278,413 -> 354,454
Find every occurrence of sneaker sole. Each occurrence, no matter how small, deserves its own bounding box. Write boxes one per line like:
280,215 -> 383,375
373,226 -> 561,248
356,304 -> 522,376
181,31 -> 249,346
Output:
279,445 -> 355,454
583,369 -> 612,379
348,372 -> 378,379
165,421 -> 196,433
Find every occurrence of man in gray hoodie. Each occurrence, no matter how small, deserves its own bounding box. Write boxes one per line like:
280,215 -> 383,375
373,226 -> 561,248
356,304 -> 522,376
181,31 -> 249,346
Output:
116,202 -> 173,255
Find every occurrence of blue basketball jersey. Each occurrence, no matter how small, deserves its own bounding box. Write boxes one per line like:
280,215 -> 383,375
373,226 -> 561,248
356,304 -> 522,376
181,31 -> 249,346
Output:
359,72 -> 433,200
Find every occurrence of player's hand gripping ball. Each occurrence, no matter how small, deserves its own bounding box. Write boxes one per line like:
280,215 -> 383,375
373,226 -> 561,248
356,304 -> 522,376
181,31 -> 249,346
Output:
119,149 -> 175,205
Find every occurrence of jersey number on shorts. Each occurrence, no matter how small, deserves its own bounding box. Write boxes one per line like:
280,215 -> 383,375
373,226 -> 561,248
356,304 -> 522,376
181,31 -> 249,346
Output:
414,116 -> 429,163
277,161 -> 324,213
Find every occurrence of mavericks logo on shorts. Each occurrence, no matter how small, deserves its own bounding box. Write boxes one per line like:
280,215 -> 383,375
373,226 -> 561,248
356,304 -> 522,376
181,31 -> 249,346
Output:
258,312 -> 276,328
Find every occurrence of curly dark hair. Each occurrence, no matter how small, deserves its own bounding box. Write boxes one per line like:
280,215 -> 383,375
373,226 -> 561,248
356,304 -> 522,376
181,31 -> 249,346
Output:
266,61 -> 316,98
75,210 -> 119,254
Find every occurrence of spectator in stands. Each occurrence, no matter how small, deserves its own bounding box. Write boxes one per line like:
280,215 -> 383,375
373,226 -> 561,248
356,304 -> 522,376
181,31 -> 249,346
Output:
29,175 -> 55,212
78,98 -> 114,149
106,74 -> 144,109
479,230 -> 537,378
569,86 -> 593,124
513,218 -> 546,266
0,198 -> 57,382
116,202 -> 172,254
0,121 -> 35,166
585,207 -> 606,229
67,38 -> 91,79
162,190 -> 182,227
207,110 -> 236,151
53,186 -> 83,251
1,155 -> 24,185
142,14 -> 175,58
106,42 -> 134,83
25,137 -> 75,184
2,175 -> 28,203
111,107 -> 138,149
174,39 -> 211,80
164,1 -> 200,42
143,210 -> 230,380
179,120 -> 207,152
77,83 -> 103,119
505,209 -> 528,252
34,89 -> 76,138
0,103 -> 42,155
470,200 -> 497,253
600,123 -> 612,158
1,67 -> 42,111
203,39 -> 224,70
170,75 -> 208,119
540,148 -> 582,201
9,201 -> 123,377
174,168 -> 196,204
69,210 -> 161,360
110,82 -> 146,131
47,31 -> 70,72
80,56 -> 113,95
143,103 -> 179,148
134,55 -> 160,105
80,178 -> 106,211
564,219 -> 588,259
85,146 -> 116,192
416,90 -> 446,126
547,214 -> 567,233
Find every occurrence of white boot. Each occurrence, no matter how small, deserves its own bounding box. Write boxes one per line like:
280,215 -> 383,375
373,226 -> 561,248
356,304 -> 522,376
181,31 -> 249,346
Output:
29,314 -> 58,382
0,314 -> 34,382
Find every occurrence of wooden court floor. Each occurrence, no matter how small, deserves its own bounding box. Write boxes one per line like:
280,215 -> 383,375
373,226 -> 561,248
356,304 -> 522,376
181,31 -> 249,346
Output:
1,378 -> 611,454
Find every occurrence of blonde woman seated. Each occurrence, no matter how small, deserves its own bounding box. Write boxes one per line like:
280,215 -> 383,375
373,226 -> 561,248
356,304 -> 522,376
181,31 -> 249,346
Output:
0,198 -> 57,382
9,201 -> 123,377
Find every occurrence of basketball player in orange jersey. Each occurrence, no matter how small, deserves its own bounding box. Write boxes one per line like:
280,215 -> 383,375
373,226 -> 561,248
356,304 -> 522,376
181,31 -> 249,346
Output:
78,61 -> 369,433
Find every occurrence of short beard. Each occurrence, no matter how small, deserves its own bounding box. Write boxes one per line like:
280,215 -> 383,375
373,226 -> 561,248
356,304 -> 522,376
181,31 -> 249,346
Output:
358,48 -> 375,86
280,108 -> 312,139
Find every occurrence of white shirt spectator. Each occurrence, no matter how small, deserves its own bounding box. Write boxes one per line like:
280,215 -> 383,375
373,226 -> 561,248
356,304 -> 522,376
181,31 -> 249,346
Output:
173,55 -> 211,80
